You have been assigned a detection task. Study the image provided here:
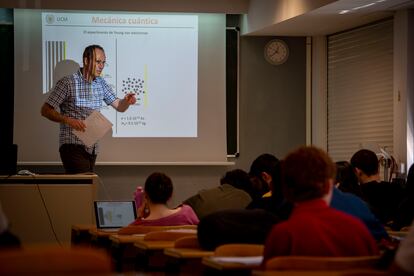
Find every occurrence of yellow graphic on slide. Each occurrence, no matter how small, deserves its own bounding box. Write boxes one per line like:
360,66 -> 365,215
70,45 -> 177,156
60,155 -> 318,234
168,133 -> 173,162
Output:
104,211 -> 123,223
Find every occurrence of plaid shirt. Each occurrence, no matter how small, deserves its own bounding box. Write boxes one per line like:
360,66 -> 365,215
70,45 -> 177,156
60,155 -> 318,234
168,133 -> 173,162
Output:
46,69 -> 117,154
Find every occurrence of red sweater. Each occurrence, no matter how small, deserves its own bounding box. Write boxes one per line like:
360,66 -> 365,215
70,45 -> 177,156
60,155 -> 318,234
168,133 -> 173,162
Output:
263,199 -> 379,264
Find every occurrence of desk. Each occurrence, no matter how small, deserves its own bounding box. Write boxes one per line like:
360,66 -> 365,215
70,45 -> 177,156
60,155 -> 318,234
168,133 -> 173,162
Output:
71,224 -> 95,246
110,234 -> 145,244
252,269 -> 387,276
0,174 -> 98,246
134,240 -> 175,251
202,256 -> 262,276
88,227 -> 118,249
164,247 -> 214,274
109,234 -> 145,272
164,247 -> 214,259
133,239 -> 176,270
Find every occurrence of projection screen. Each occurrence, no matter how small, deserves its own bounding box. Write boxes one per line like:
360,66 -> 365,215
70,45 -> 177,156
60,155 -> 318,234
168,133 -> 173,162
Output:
14,9 -> 227,164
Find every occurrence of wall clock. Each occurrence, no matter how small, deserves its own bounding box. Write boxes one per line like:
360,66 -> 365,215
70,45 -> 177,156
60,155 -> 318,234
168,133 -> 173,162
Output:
264,39 -> 289,65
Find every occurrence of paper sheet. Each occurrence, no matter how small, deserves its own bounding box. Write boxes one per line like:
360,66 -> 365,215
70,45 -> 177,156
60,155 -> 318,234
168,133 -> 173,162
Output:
164,229 -> 197,233
210,256 -> 263,265
73,111 -> 113,147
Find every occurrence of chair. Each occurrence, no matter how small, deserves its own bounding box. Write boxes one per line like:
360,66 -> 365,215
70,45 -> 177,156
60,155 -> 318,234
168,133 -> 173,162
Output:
202,244 -> 264,274
117,224 -> 197,235
215,243 -> 264,257
264,255 -> 381,271
0,245 -> 113,274
164,236 -> 214,258
163,236 -> 214,274
340,271 -> 388,276
71,224 -> 96,246
110,227 -> 196,272
133,229 -> 197,270
174,235 -> 201,249
143,228 -> 197,241
386,230 -> 409,239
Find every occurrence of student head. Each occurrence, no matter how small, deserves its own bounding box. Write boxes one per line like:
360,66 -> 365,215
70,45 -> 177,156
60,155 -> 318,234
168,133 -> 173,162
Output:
144,172 -> 173,204
82,44 -> 106,81
335,161 -> 361,196
220,169 -> 255,198
350,149 -> 379,176
249,153 -> 281,196
282,146 -> 336,203
350,149 -> 380,183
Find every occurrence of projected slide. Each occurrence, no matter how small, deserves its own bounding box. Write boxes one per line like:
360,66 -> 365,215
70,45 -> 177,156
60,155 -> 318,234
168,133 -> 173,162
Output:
42,12 -> 198,137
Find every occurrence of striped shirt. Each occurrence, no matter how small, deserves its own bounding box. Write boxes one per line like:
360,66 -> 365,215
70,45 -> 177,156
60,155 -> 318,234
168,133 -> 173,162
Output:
46,69 -> 117,154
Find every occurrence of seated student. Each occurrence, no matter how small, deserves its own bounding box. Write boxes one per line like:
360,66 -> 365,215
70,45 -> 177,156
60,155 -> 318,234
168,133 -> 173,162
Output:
389,163 -> 414,231
335,161 -> 363,198
331,187 -> 389,242
129,172 -> 199,226
197,153 -> 289,250
332,161 -> 389,241
246,153 -> 292,219
247,153 -> 278,200
389,219 -> 414,275
350,149 -> 403,224
262,146 -> 379,265
183,169 -> 253,219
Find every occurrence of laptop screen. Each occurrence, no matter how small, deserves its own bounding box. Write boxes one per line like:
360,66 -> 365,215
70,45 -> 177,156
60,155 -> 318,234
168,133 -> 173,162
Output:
94,200 -> 137,229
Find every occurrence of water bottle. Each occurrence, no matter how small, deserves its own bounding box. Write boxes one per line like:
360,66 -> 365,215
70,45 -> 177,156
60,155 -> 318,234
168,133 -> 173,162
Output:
134,186 -> 144,210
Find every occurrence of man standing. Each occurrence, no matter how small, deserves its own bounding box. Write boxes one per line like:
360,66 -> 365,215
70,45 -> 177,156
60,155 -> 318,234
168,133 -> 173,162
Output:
41,45 -> 136,174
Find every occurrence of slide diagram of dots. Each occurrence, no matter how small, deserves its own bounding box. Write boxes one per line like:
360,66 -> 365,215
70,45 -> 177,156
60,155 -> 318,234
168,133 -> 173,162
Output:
122,77 -> 145,96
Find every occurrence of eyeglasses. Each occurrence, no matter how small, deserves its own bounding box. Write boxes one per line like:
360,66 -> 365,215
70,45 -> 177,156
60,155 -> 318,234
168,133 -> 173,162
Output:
95,60 -> 107,66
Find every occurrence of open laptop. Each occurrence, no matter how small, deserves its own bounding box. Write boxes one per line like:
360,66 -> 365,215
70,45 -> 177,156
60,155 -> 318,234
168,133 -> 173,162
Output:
94,200 -> 137,231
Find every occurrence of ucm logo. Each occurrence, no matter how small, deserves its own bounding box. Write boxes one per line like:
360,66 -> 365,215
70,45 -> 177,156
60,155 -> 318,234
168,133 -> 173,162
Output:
45,14 -> 55,24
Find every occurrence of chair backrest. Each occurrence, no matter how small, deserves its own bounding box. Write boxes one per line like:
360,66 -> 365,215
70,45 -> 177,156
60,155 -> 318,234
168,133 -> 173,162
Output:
387,230 -> 409,240
265,255 -> 380,271
0,246 -> 113,274
117,224 -> 197,235
340,271 -> 388,276
144,229 -> 197,241
214,244 -> 264,257
174,235 -> 200,249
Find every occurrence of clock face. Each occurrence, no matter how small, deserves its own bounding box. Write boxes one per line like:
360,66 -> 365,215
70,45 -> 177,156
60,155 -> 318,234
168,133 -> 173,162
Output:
264,39 -> 289,65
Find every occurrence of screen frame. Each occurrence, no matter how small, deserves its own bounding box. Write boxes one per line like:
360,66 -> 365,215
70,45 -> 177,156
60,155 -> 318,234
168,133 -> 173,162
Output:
13,9 -> 229,165
94,200 -> 137,229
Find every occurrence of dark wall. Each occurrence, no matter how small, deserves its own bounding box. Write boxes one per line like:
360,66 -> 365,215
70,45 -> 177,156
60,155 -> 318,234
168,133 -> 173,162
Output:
236,36 -> 307,169
0,24 -> 13,145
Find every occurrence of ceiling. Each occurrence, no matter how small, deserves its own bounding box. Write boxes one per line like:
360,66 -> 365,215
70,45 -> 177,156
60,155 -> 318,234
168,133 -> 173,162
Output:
1,0 -> 413,36
250,0 -> 414,36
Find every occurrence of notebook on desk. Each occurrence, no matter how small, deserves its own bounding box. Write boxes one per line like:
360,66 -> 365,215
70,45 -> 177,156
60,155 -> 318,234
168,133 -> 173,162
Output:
94,200 -> 137,231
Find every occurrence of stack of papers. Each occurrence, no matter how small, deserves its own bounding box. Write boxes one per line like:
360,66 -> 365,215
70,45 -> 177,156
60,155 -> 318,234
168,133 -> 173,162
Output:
73,111 -> 113,147
210,256 -> 263,265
